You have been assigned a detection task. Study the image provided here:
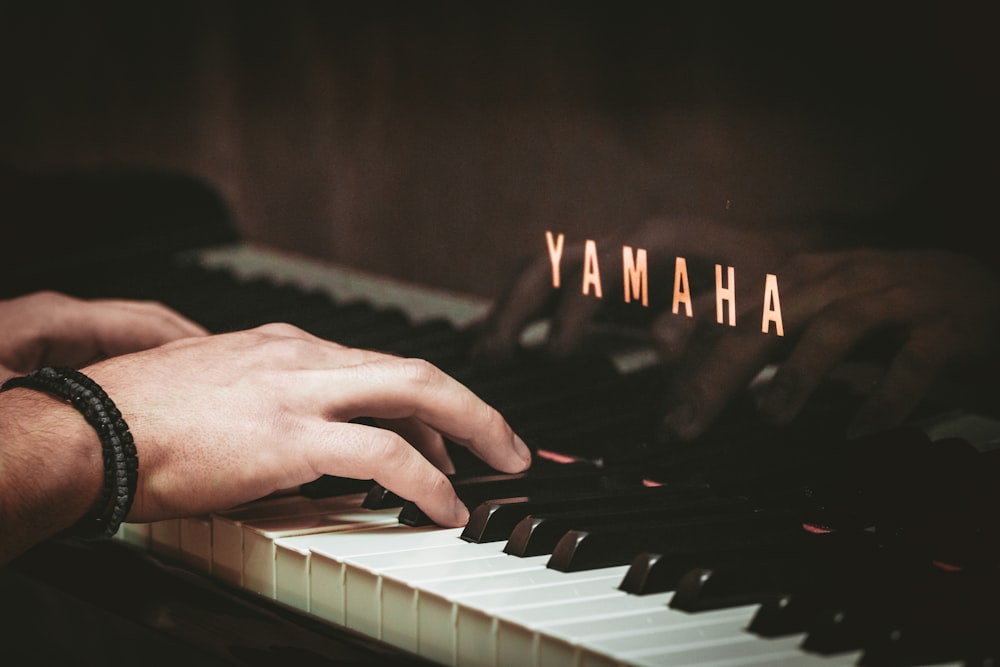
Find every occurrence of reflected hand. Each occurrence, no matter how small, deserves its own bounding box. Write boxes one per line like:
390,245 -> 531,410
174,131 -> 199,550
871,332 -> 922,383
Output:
661,248 -> 1000,440
476,217 -> 812,360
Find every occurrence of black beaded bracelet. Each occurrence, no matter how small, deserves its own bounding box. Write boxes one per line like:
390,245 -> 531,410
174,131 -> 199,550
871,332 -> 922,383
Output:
1,366 -> 138,540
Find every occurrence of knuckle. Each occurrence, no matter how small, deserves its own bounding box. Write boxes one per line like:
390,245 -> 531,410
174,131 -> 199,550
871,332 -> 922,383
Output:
476,401 -> 506,436
365,429 -> 407,470
32,290 -> 71,306
395,357 -> 440,390
255,322 -> 305,337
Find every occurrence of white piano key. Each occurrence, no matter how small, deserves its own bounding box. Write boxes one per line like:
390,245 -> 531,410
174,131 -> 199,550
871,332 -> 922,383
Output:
210,492 -> 367,585
537,604 -> 750,667
274,537 -> 313,610
177,515 -> 213,573
342,538 -> 514,641
571,607 -> 865,667
448,568 -> 637,667
348,545 -> 545,657
288,524 -> 465,624
116,522 -> 151,549
417,560 -> 609,667
242,507 -> 399,598
149,519 -> 181,560
489,587 -> 676,667
610,631 -> 846,667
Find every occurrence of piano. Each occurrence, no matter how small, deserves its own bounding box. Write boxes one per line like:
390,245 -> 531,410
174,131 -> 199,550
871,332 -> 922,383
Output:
4,181 -> 1000,667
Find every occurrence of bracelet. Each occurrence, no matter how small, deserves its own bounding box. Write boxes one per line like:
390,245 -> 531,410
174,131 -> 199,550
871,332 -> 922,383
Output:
1,366 -> 138,540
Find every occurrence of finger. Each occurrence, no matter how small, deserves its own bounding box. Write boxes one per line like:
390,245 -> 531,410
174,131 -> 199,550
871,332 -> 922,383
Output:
755,288 -> 896,424
377,417 -> 455,474
849,325 -> 953,438
77,301 -> 208,362
476,242 -> 586,359
546,242 -> 621,356
663,323 -> 780,441
650,310 -> 698,363
667,245 -> 908,439
756,279 -> 936,424
651,289 -> 717,363
311,421 -> 470,526
100,299 -> 209,338
661,257 -> 855,440
546,287 -> 605,357
301,357 -> 531,472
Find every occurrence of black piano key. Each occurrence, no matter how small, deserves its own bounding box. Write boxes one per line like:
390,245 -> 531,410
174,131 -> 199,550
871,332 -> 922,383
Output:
747,544 -> 936,638
517,405 -> 660,462
860,594 -> 1000,667
361,482 -> 403,509
545,507 -> 805,572
396,465 -> 645,526
801,567 -> 1000,659
663,530 -> 879,609
298,475 -> 377,499
360,459 -> 622,510
750,547 -> 989,654
461,485 -> 714,544
749,590 -> 828,638
503,494 -> 756,559
453,352 -> 620,405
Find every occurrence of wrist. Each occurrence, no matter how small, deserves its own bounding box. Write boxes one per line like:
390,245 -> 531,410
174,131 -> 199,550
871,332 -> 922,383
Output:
0,387 -> 103,562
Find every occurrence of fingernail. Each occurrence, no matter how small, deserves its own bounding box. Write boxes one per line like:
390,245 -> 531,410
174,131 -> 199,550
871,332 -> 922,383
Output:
451,498 -> 470,526
513,435 -> 532,466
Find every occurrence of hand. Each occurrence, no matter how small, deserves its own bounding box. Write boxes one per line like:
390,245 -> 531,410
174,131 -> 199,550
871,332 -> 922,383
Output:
84,323 -> 531,527
0,291 -> 207,381
661,248 -> 1000,440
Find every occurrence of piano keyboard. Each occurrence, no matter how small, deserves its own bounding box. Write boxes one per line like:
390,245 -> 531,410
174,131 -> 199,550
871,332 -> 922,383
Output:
20,243 -> 1000,666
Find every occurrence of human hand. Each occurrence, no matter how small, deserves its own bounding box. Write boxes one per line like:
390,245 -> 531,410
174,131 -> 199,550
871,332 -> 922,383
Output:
84,323 -> 531,527
661,248 -> 1000,440
0,291 -> 207,382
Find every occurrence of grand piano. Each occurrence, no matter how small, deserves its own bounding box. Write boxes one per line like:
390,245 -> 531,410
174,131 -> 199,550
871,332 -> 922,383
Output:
3,167 -> 1000,665
3,4 -> 1000,666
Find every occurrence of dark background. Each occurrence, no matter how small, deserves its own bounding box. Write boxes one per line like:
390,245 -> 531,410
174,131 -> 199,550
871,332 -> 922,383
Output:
2,1 -> 996,297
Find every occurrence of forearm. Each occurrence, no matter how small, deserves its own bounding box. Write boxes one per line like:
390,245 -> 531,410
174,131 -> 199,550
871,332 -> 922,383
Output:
0,388 -> 103,564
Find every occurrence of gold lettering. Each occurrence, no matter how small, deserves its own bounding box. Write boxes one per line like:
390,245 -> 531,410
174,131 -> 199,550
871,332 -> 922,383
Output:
761,273 -> 784,336
672,256 -> 692,317
715,264 -> 736,326
582,239 -> 603,298
545,231 -> 565,289
622,245 -> 648,306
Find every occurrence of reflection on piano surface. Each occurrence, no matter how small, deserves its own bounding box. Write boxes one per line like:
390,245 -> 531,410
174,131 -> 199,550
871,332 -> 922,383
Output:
6,241 -> 1000,667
